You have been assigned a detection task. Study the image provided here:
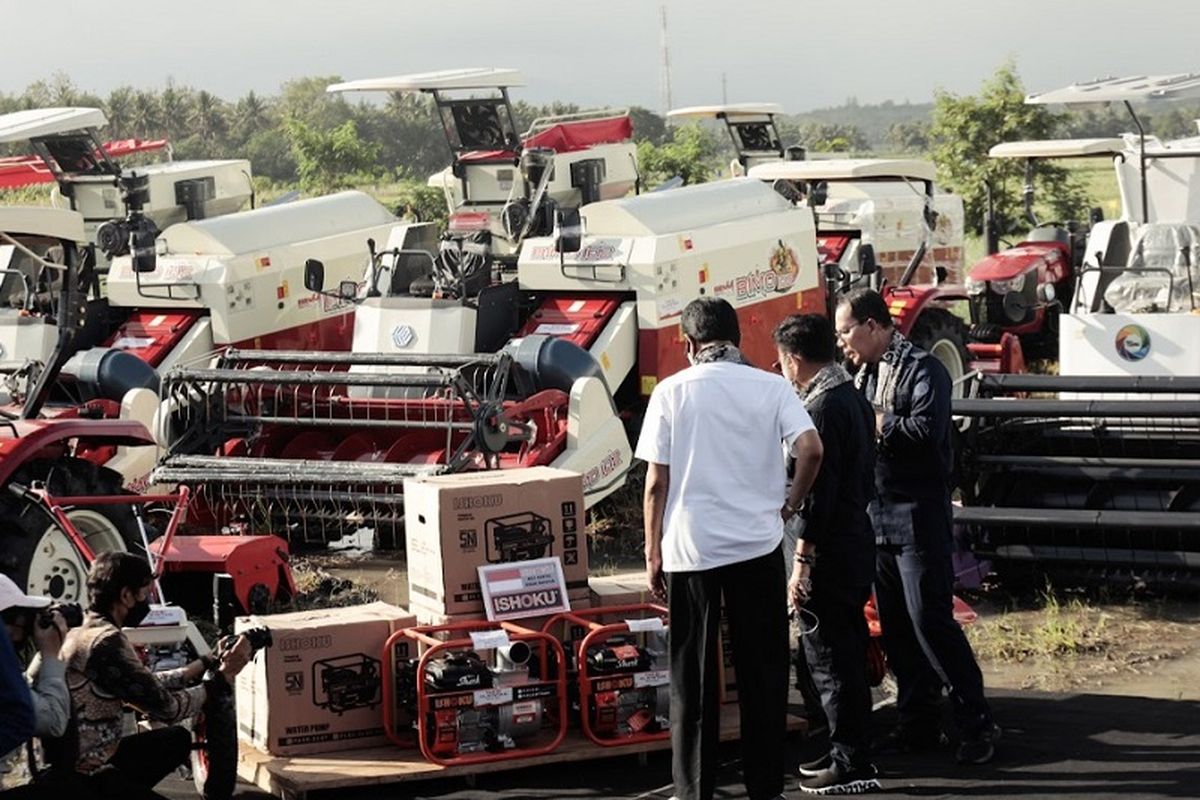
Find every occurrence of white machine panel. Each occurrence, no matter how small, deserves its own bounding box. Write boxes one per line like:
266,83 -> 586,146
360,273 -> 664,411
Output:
1059,312 -> 1200,377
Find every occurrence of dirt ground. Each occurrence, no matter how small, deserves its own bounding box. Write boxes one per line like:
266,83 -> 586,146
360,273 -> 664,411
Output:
300,551 -> 1200,702
966,592 -> 1200,700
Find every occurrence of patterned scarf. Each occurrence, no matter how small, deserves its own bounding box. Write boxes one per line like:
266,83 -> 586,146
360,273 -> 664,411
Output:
692,341 -> 751,366
854,329 -> 915,413
799,362 -> 853,405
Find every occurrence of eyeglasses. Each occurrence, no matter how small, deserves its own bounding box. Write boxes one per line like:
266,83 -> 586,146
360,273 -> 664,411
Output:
835,319 -> 867,339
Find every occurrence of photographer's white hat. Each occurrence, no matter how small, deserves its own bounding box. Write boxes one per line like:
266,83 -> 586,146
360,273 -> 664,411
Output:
0,574 -> 52,612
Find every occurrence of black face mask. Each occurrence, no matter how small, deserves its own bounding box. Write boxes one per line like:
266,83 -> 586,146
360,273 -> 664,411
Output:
125,597 -> 152,628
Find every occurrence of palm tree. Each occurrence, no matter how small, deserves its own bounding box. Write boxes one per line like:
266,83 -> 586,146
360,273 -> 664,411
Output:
130,91 -> 162,139
104,87 -> 135,139
159,82 -> 190,140
235,90 -> 270,138
192,90 -> 227,145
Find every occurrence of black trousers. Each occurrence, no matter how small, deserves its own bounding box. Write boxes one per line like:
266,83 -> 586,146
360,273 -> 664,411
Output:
668,545 -> 789,800
86,726 -> 192,800
876,541 -> 992,737
0,727 -> 189,800
802,573 -> 873,770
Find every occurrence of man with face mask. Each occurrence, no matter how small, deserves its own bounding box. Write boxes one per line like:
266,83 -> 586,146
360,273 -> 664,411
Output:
53,552 -> 251,799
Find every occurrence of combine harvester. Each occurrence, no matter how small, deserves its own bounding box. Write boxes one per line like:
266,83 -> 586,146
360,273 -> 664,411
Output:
0,107 -> 253,266
954,74 -> 1200,588
0,168 -> 432,605
667,104 -> 1022,387
150,177 -> 822,548
330,68 -> 638,278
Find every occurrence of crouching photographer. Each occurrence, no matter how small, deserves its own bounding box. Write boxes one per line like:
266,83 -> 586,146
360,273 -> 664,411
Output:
50,552 -> 253,800
0,575 -> 73,789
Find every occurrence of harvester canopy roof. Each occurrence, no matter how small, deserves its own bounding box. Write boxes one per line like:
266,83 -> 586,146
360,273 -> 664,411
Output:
666,103 -> 783,120
988,138 -> 1127,159
0,207 -> 85,242
327,68 -> 525,95
747,158 -> 936,183
1027,73 -> 1200,105
159,190 -> 395,257
0,107 -> 107,144
580,178 -> 794,236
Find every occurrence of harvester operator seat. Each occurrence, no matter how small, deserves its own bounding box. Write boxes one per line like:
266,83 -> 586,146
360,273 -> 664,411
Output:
386,252 -> 434,297
1076,220 -> 1130,312
1104,222 -> 1200,313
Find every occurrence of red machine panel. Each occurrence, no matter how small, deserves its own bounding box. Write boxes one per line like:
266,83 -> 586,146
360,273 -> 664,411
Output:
103,311 -> 203,367
517,294 -> 624,351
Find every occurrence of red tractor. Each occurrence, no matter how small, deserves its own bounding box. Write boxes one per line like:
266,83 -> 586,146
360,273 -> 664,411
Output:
965,138 -> 1124,360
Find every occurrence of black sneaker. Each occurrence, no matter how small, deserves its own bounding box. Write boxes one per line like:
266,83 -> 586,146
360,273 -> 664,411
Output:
799,752 -> 832,777
799,763 -> 881,795
873,724 -> 948,754
956,723 -> 1001,765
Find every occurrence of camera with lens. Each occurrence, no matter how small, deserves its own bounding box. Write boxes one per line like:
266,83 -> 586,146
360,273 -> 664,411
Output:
38,601 -> 84,630
241,626 -> 272,654
94,172 -> 160,261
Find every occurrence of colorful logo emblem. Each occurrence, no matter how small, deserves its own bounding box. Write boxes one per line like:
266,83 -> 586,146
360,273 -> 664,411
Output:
1115,324 -> 1151,362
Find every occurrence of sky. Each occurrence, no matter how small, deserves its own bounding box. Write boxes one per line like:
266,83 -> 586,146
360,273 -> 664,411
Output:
5,0 -> 1200,113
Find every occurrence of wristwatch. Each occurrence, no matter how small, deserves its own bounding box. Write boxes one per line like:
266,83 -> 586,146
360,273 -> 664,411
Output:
794,553 -> 817,566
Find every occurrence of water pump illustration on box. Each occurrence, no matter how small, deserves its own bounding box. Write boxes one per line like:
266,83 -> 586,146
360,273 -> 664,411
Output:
484,512 -> 555,563
312,654 -> 382,714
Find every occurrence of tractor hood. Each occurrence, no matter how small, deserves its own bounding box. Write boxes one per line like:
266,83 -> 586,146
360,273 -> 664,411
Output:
970,242 -> 1066,282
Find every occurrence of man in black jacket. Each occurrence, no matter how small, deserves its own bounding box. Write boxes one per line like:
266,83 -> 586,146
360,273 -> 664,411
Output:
836,288 -> 998,766
775,314 -> 880,795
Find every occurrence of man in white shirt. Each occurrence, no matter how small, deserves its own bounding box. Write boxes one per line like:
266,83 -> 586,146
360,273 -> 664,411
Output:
638,297 -> 824,800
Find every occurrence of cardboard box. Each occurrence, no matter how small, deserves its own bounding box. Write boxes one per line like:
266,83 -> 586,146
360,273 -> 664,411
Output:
404,467 -> 590,616
588,571 -> 656,609
235,602 -> 416,756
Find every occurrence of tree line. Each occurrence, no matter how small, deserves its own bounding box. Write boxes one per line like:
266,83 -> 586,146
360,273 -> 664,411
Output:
3,64 -> 1199,235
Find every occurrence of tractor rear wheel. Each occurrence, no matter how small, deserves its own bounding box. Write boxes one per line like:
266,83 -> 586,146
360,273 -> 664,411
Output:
909,309 -> 970,398
0,458 -> 143,603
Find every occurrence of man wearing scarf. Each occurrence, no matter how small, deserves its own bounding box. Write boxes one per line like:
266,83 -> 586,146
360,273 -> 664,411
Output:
638,297 -> 823,800
775,314 -> 880,795
835,288 -> 998,766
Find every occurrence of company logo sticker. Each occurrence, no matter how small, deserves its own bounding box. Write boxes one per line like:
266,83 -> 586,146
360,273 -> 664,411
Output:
391,324 -> 416,349
1115,324 -> 1151,362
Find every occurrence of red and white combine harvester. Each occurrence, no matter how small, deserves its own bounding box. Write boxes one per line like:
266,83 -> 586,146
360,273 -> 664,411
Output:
0,107 -> 253,268
668,103 -> 1023,387
349,68 -> 640,272
0,69 -> 647,602
954,74 -> 1200,587
149,177 -> 822,548
0,116 -> 421,607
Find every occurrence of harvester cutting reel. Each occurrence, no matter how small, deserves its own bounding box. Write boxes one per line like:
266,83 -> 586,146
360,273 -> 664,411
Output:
150,344 -> 576,543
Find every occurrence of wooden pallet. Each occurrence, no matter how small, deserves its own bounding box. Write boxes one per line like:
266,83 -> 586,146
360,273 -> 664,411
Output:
238,697 -> 810,800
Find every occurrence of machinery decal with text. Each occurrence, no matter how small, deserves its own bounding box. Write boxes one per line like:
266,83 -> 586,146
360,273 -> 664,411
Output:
729,241 -> 800,301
